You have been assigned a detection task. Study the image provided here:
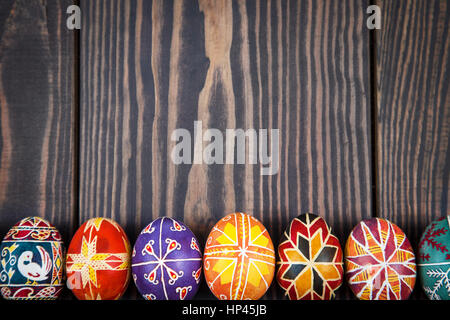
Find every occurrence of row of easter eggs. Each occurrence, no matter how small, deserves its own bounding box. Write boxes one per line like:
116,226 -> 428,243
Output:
0,213 -> 448,300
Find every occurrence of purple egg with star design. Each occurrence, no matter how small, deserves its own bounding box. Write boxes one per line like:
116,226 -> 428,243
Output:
132,217 -> 202,300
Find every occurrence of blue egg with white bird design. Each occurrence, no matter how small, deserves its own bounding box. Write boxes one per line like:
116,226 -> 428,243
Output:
0,217 -> 65,300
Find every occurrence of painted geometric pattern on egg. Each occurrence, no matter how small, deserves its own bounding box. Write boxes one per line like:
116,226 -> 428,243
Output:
277,213 -> 344,300
417,215 -> 450,300
0,217 -> 65,300
345,218 -> 416,300
203,213 -> 275,300
131,217 -> 202,300
65,217 -> 131,300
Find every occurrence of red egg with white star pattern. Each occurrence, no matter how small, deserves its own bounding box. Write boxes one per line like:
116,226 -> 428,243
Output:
345,218 -> 416,300
65,217 -> 131,300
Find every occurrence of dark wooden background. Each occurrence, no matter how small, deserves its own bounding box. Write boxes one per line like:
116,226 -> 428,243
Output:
0,0 -> 448,300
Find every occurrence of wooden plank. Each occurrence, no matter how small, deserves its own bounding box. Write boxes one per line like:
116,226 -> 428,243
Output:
79,0 -> 372,299
375,0 -> 449,249
0,0 -> 76,244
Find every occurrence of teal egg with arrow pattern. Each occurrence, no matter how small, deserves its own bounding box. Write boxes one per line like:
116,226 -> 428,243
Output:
417,215 -> 450,300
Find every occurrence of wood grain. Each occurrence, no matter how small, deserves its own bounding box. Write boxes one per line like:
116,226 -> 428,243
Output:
375,0 -> 449,248
79,0 -> 372,299
0,0 -> 447,301
0,0 -> 76,243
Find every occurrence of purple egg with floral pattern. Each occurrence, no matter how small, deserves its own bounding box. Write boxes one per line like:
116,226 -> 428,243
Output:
131,217 -> 202,300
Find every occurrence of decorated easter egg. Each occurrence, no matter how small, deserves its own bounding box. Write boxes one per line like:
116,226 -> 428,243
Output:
418,215 -> 450,300
345,218 -> 416,300
66,217 -> 131,300
203,212 -> 275,300
277,213 -> 343,300
132,217 -> 202,300
0,217 -> 65,300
